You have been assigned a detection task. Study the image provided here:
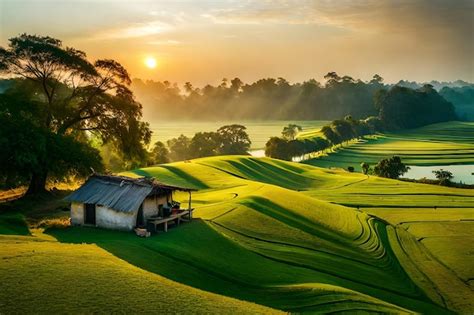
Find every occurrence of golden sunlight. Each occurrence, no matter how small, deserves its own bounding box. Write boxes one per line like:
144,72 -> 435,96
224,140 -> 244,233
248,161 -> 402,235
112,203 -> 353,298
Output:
144,57 -> 157,69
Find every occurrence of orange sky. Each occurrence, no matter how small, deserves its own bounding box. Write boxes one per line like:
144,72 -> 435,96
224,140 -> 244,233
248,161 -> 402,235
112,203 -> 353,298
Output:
1,0 -> 473,86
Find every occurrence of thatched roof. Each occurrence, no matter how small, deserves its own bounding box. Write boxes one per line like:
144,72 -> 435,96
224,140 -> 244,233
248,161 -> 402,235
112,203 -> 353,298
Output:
65,174 -> 194,213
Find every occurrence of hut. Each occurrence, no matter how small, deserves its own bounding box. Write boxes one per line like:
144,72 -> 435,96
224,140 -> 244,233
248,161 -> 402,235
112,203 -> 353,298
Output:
65,174 -> 194,231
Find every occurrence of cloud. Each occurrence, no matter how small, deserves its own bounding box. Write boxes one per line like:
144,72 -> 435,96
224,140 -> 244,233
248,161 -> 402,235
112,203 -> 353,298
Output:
94,21 -> 171,39
92,10 -> 188,40
202,0 -> 473,37
201,2 -> 325,25
147,39 -> 182,46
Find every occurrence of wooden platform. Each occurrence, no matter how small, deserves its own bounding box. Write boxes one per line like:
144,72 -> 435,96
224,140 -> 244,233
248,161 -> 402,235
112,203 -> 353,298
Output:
147,209 -> 194,232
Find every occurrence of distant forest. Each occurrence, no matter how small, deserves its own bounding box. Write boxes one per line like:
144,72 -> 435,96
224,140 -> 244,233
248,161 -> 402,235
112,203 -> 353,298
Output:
132,74 -> 474,121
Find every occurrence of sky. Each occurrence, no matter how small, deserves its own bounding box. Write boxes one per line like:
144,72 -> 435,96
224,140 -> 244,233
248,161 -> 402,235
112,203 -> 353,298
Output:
0,0 -> 473,86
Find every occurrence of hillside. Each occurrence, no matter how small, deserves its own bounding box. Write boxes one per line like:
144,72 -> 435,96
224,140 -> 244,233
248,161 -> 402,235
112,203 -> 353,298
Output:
0,233 -> 279,314
303,121 -> 474,171
1,155 -> 473,313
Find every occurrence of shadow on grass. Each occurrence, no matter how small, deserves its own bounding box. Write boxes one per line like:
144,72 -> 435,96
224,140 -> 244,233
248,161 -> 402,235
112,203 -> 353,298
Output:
45,220 -> 266,302
0,212 -> 30,235
132,165 -> 208,190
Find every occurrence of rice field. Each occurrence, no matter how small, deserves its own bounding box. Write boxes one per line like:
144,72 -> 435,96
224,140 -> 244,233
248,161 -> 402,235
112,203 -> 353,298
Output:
303,121 -> 474,180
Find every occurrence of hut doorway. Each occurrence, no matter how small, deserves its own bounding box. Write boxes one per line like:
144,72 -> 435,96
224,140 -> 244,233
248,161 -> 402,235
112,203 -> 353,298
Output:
84,203 -> 96,225
136,204 -> 144,227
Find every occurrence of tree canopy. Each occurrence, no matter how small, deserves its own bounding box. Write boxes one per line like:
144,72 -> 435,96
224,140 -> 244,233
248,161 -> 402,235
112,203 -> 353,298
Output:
281,124 -> 302,140
375,85 -> 456,129
373,156 -> 410,179
158,124 -> 251,164
0,34 -> 150,193
132,73 -> 385,121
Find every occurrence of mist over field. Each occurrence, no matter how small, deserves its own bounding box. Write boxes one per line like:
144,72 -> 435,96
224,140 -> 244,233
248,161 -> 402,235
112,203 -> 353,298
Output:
132,77 -> 474,121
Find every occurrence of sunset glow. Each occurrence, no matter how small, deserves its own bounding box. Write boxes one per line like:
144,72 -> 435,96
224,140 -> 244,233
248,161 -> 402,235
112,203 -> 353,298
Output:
1,1 -> 472,85
144,57 -> 157,69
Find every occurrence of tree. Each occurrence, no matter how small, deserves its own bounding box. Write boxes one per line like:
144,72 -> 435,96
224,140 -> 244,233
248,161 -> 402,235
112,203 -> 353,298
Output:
432,169 -> 453,186
149,141 -> 169,165
375,85 -> 456,129
216,124 -> 251,155
360,162 -> 370,175
265,137 -> 292,160
0,88 -> 103,188
167,135 -> 191,161
364,116 -> 384,133
324,72 -> 341,87
230,77 -> 243,92
0,34 -> 150,193
312,137 -> 330,153
331,119 -> 355,143
183,82 -> 194,94
281,124 -> 302,140
320,125 -> 340,145
189,132 -> 219,158
370,74 -> 384,85
373,156 -> 410,179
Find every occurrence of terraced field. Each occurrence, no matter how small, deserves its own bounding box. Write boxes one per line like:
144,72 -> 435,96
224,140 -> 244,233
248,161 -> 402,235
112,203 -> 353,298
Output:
1,155 -> 473,313
303,121 -> 474,172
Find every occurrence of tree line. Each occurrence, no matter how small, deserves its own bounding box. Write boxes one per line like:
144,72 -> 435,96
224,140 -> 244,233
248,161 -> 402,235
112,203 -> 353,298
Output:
132,72 -> 384,121
265,84 -> 456,161
148,125 -> 251,164
133,74 -> 472,122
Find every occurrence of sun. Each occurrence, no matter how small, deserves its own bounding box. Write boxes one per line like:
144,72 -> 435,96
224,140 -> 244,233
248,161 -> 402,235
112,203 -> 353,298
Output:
144,57 -> 157,69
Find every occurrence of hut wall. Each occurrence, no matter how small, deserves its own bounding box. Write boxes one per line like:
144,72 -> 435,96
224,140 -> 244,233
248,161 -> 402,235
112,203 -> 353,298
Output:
96,205 -> 136,231
70,202 -> 84,225
143,194 -> 170,219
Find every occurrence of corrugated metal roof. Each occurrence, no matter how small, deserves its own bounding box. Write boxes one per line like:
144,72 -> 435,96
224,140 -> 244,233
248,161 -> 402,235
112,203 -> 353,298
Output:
65,175 -> 155,213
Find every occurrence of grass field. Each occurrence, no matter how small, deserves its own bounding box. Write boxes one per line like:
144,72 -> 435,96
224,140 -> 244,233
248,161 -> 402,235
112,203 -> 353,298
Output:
303,121 -> 474,173
1,153 -> 473,313
0,233 -> 279,314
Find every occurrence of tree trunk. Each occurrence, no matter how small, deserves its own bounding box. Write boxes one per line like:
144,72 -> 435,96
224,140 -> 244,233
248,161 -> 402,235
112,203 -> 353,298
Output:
26,170 -> 48,195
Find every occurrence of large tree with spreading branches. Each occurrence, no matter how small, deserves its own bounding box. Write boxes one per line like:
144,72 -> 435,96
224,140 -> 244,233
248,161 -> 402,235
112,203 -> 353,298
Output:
0,34 -> 151,194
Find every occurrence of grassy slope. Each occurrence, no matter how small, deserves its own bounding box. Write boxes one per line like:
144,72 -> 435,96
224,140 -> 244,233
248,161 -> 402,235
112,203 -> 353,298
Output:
194,155 -> 473,290
0,212 -> 29,235
303,121 -> 474,171
123,158 -> 469,313
2,153 -> 473,313
0,234 -> 279,314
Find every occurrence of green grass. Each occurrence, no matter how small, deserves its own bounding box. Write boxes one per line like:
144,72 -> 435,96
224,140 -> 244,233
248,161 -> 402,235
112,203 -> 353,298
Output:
118,157 -> 472,313
303,121 -> 474,171
0,212 -> 29,235
0,234 -> 279,314
2,152 -> 473,313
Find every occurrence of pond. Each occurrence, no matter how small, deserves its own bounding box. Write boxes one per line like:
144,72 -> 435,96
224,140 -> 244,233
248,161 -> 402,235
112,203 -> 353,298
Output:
402,165 -> 474,184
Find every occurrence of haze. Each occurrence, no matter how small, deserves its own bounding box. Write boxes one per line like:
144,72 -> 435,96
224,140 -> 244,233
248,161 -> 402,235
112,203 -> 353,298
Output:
1,0 -> 473,86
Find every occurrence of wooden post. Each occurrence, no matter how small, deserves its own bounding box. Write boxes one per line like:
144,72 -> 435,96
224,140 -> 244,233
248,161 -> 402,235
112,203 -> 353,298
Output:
188,191 -> 192,219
